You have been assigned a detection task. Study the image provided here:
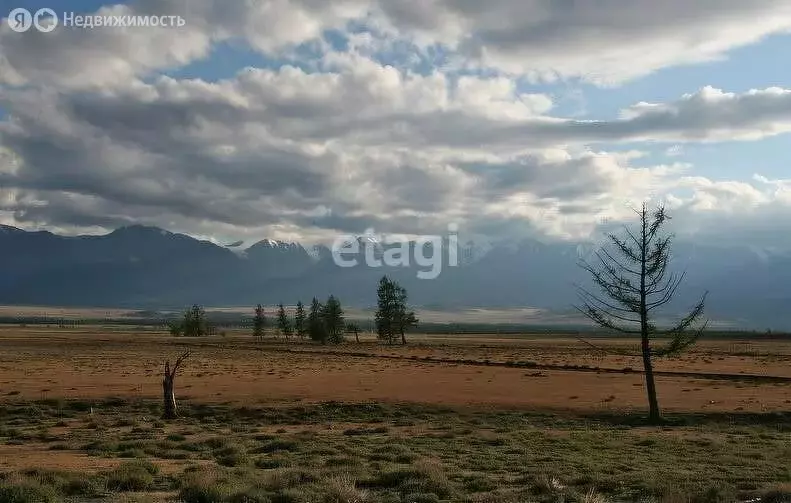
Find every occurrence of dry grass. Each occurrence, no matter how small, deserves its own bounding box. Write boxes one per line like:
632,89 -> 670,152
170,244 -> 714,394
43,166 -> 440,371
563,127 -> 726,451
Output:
1,327 -> 790,414
0,326 -> 789,501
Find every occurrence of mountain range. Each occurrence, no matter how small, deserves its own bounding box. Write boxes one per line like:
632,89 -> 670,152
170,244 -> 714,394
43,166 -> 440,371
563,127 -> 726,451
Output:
1,224 -> 789,330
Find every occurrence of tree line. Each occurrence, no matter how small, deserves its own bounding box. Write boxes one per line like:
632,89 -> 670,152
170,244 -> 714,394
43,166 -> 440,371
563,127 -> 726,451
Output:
169,275 -> 418,345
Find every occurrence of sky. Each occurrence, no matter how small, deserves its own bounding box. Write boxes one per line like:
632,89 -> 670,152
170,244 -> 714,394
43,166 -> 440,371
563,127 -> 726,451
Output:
1,0 -> 790,249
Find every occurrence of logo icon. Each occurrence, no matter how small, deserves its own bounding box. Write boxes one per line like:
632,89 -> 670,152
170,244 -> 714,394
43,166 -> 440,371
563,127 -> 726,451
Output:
33,8 -> 57,32
7,7 -> 32,32
6,8 -> 58,32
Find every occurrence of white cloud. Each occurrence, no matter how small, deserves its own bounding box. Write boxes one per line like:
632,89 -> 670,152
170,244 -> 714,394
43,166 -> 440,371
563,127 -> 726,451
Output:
1,1 -> 791,248
372,0 -> 791,84
4,0 -> 791,91
0,61 -> 682,240
662,175 -> 791,248
7,60 -> 786,245
0,4 -> 212,89
0,0 -> 367,90
615,86 -> 791,141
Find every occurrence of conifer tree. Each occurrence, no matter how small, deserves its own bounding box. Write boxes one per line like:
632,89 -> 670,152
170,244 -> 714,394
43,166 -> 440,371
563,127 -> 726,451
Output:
323,295 -> 345,344
276,303 -> 292,338
294,301 -> 306,338
308,297 -> 327,343
375,276 -> 418,345
577,203 -> 707,423
253,304 -> 266,340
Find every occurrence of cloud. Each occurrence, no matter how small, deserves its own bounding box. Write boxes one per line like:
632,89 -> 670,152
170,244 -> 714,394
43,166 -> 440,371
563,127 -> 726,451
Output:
4,0 -> 791,90
5,61 -> 775,245
0,4 -> 211,89
2,1 -> 791,248
664,175 -> 791,249
0,62 -> 682,241
617,86 -> 791,141
372,0 -> 791,84
331,86 -> 791,149
0,0 -> 367,90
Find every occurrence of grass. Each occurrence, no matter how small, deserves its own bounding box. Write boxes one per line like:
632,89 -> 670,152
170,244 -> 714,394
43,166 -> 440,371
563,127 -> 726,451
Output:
106,460 -> 158,491
0,399 -> 788,502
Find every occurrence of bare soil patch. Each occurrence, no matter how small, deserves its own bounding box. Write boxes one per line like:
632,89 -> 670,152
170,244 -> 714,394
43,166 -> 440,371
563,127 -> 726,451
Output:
1,328 -> 789,414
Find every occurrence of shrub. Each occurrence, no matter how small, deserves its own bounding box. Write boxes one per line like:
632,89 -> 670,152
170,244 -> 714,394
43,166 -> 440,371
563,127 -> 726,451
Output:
214,445 -> 249,467
106,461 -> 157,491
179,483 -> 228,503
0,479 -> 59,503
761,484 -> 791,503
262,469 -> 317,492
254,456 -> 292,470
62,476 -> 106,497
8,469 -> 105,499
226,487 -> 278,503
253,439 -> 299,454
178,469 -> 228,503
363,461 -> 452,499
322,475 -> 369,503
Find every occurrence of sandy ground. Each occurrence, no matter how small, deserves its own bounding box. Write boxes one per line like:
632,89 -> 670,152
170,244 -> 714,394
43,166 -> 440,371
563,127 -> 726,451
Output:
0,443 -> 213,475
1,328 -> 789,414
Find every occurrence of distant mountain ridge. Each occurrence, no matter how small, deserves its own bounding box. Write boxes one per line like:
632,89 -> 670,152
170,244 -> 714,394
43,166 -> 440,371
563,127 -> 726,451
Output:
0,224 -> 789,329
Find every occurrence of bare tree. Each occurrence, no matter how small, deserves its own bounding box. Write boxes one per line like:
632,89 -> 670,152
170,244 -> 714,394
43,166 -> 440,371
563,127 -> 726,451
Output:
576,203 -> 707,423
162,350 -> 191,420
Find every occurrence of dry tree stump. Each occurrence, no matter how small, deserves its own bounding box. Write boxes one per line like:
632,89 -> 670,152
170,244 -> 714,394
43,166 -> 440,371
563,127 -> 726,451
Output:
162,349 -> 190,420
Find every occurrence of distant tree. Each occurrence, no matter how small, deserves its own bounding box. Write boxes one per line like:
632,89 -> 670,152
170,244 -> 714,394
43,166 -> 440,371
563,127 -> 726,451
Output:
394,284 -> 418,345
375,276 -> 398,344
177,305 -> 208,337
253,304 -> 266,340
322,295 -> 345,344
168,320 -> 183,337
308,297 -> 327,343
277,303 -> 293,339
346,322 -> 361,343
375,276 -> 417,345
294,301 -> 306,339
576,203 -> 707,424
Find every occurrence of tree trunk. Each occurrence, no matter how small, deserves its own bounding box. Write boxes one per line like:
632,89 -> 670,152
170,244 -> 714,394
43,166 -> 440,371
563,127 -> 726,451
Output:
639,206 -> 661,424
400,330 -> 406,345
355,331 -> 359,343
162,374 -> 177,419
161,350 -> 190,420
641,336 -> 661,423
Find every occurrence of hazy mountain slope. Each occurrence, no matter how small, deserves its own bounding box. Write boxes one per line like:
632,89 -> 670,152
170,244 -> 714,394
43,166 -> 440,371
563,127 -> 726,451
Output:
0,225 -> 788,329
